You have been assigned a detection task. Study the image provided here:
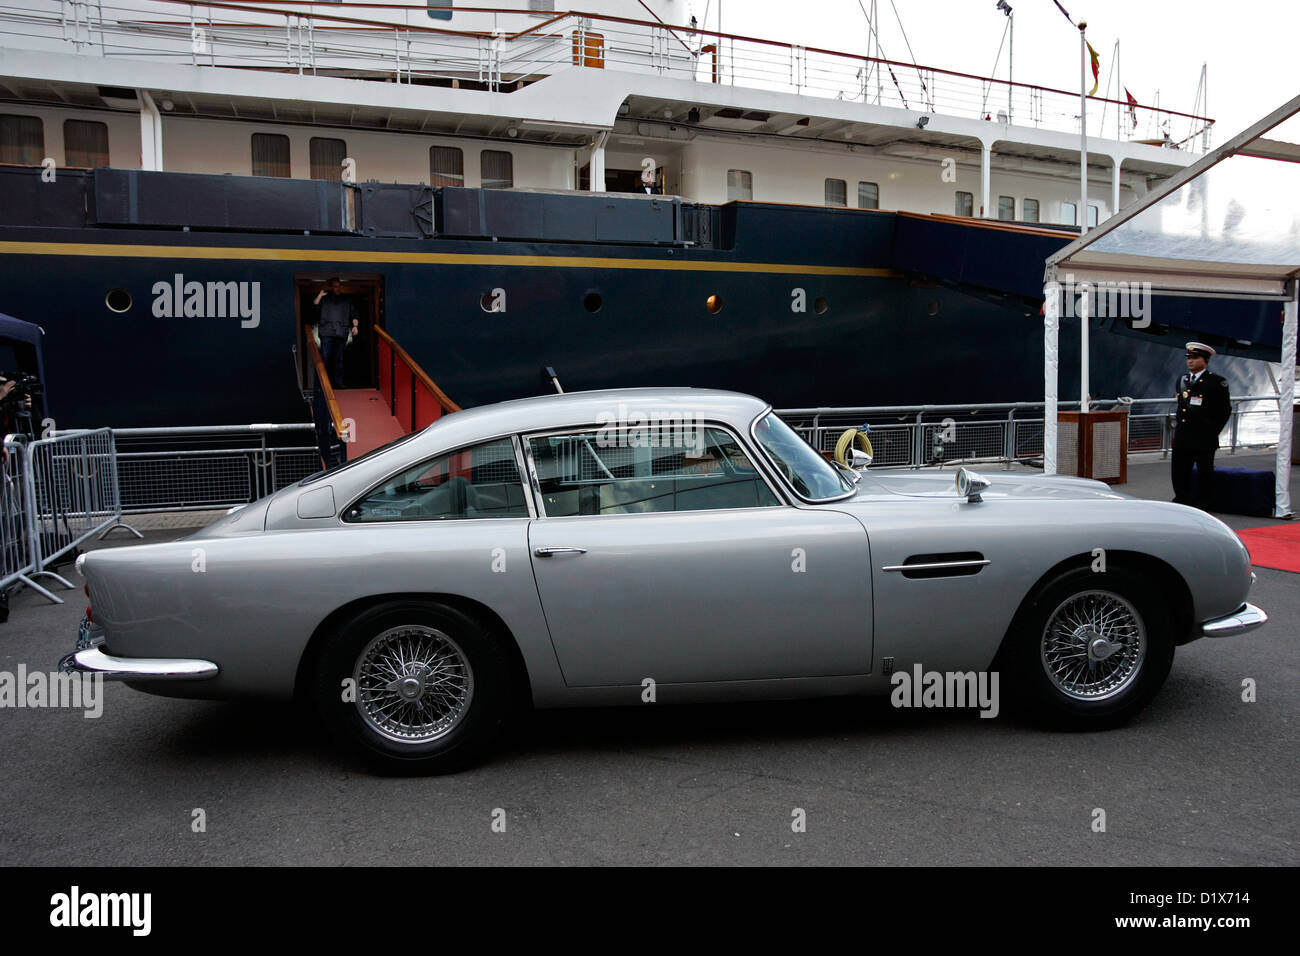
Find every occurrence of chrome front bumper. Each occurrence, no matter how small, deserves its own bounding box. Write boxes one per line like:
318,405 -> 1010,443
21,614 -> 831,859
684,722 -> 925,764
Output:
59,617 -> 218,681
1201,603 -> 1268,638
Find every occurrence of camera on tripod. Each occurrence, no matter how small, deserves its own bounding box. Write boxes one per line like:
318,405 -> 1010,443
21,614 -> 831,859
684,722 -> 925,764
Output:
0,372 -> 42,401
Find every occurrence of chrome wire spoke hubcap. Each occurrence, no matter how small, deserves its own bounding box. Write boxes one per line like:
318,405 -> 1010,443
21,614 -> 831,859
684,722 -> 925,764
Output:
1041,591 -> 1146,701
354,625 -> 473,743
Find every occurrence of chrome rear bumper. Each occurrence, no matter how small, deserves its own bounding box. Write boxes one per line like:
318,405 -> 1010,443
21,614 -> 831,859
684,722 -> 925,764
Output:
68,646 -> 219,681
1201,603 -> 1268,638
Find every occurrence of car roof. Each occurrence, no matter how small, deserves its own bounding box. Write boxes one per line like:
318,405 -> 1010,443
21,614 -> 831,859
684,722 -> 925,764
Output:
420,387 -> 772,447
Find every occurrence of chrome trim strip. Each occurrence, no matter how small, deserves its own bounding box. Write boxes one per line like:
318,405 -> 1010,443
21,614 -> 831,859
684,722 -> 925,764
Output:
71,647 -> 219,681
1200,602 -> 1268,638
881,559 -> 992,572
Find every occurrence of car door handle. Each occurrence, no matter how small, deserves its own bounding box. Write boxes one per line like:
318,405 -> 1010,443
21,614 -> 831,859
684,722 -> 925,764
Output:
534,547 -> 588,557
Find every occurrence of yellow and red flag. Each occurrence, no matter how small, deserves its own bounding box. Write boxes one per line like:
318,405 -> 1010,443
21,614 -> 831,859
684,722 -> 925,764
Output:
1086,42 -> 1101,96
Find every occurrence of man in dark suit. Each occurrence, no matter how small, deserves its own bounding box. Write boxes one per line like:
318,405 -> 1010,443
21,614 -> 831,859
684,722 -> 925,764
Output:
1172,342 -> 1232,508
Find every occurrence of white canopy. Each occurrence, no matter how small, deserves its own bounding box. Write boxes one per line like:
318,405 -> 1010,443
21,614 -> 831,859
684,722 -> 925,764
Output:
1043,94 -> 1300,518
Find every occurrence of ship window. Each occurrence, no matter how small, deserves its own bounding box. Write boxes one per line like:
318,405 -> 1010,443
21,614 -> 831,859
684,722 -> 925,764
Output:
955,191 -> 973,217
1088,204 -> 1100,227
706,294 -> 722,314
1023,198 -> 1040,223
726,169 -> 752,200
583,292 -> 602,313
824,178 -> 847,207
528,0 -> 555,9
857,181 -> 879,209
481,150 -> 513,189
430,146 -> 464,187
105,289 -> 132,313
997,196 -> 1015,221
0,114 -> 44,166
1061,202 -> 1077,226
64,120 -> 109,168
309,137 -> 347,181
251,133 -> 290,178
814,297 -> 829,315
426,1 -> 452,21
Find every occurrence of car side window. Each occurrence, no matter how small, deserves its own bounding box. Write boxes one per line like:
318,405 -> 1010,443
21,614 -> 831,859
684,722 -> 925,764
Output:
345,438 -> 528,522
527,426 -> 779,517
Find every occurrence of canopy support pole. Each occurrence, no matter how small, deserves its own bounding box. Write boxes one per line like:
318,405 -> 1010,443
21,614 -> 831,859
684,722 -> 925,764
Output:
1277,295 -> 1296,517
1044,279 -> 1059,476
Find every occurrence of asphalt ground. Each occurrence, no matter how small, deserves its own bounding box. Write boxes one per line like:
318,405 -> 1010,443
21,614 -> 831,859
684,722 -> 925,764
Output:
0,454 -> 1295,866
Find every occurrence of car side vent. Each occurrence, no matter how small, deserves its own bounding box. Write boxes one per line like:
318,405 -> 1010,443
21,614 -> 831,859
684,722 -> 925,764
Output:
896,551 -> 988,580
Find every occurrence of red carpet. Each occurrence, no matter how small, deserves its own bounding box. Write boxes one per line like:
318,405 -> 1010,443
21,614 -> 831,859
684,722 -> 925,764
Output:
1236,524 -> 1300,574
334,389 -> 406,460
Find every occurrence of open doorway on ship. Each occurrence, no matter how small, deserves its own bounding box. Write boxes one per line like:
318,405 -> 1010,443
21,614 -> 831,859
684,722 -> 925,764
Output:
293,273 -> 385,391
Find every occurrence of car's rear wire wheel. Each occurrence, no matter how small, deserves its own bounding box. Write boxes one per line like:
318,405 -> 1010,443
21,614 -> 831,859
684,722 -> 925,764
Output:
313,601 -> 514,774
354,625 -> 475,743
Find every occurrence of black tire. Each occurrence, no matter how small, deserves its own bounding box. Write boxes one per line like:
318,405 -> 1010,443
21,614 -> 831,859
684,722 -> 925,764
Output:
313,601 -> 515,774
1005,565 -> 1175,730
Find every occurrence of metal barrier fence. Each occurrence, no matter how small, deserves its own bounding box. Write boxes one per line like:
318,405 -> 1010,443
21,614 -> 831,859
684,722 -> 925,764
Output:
109,424 -> 321,513
1,429 -> 141,605
777,395 -> 1284,470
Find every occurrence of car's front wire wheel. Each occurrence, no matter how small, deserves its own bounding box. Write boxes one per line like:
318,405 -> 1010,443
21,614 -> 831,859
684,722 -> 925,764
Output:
1008,566 -> 1175,729
313,601 -> 514,774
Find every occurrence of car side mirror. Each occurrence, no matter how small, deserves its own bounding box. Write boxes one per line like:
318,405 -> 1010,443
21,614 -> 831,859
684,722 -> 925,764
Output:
849,447 -> 872,470
956,467 -> 990,503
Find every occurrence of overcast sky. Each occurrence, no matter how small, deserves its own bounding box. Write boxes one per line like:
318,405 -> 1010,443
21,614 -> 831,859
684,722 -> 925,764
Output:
686,0 -> 1299,146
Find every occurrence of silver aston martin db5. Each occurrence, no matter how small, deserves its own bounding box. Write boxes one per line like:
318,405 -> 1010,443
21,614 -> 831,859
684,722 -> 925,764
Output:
64,389 -> 1266,773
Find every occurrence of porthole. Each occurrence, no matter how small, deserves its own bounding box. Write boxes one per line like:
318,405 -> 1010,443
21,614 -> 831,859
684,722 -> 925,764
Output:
814,296 -> 829,315
105,288 -> 133,313
479,291 -> 498,312
583,292 -> 603,313
706,294 -> 722,314
928,300 -> 941,316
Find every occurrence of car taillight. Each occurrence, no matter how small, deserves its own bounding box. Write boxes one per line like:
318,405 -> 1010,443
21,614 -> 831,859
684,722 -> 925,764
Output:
84,584 -> 92,622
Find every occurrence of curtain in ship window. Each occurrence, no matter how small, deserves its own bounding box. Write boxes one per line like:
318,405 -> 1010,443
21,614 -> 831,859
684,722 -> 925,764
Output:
430,146 -> 464,187
857,181 -> 879,209
0,115 -> 44,166
252,133 -> 291,177
997,196 -> 1015,221
528,0 -> 555,9
63,120 -> 109,168
481,150 -> 513,189
427,1 -> 452,20
824,179 -> 847,207
1023,198 -> 1040,223
726,169 -> 753,200
1087,205 -> 1099,227
955,191 -> 973,217
1060,202 -> 1077,226
310,137 -> 347,181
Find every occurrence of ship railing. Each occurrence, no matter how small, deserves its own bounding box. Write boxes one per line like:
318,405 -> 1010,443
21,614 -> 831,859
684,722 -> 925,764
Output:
778,394 -> 1284,471
0,2 -> 1213,150
374,324 -> 460,434
304,331 -> 351,467
1,428 -> 141,606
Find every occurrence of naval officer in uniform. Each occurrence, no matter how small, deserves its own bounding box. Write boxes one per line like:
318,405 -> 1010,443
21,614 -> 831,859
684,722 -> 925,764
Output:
1172,342 -> 1232,508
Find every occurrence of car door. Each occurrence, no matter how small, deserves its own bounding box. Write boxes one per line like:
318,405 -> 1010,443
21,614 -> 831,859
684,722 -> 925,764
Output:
524,423 -> 874,687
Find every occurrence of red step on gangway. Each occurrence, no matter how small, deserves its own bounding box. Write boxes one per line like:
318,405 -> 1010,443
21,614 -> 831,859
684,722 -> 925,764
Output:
305,326 -> 460,460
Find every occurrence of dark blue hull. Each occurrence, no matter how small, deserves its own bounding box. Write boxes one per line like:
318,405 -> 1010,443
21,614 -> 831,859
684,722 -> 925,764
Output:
0,180 -> 1281,428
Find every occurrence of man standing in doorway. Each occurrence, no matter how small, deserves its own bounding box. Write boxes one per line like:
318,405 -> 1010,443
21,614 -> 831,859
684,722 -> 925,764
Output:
1172,342 -> 1232,509
312,277 -> 359,388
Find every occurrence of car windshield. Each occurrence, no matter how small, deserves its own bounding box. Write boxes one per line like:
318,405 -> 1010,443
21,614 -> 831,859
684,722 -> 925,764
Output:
752,412 -> 852,500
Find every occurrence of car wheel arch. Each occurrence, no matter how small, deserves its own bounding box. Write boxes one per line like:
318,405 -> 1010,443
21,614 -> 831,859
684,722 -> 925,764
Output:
991,550 -> 1195,670
293,592 -> 534,713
